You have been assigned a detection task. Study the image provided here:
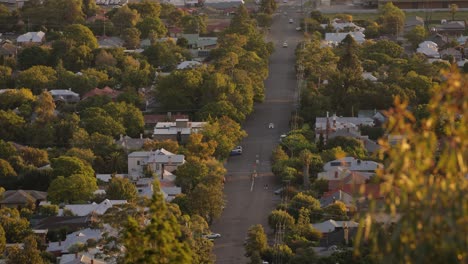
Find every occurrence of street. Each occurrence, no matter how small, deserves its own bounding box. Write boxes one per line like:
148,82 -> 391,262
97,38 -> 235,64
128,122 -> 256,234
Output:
211,3 -> 304,263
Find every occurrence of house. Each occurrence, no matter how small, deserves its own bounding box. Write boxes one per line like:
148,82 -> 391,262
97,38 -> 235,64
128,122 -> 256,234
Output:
319,190 -> 354,209
115,134 -> 150,152
0,40 -> 17,57
16,31 -> 45,45
327,130 -> 380,154
326,171 -> 369,191
204,0 -> 244,8
416,41 -> 440,58
32,216 -> 93,231
82,87 -> 122,101
180,34 -> 218,57
358,109 -> 386,125
49,89 -> 80,103
439,48 -> 463,61
323,157 -> 383,173
128,148 -> 185,179
153,119 -> 206,143
427,33 -> 448,48
98,36 -> 124,48
435,21 -> 466,36
312,219 -> 359,234
318,166 -> 375,181
0,190 -> 47,209
59,199 -> 127,217
330,18 -> 365,33
177,60 -> 202,70
324,32 -> 366,47
144,113 -> 188,132
362,72 -> 377,82
404,16 -> 424,32
59,253 -> 106,264
47,228 -> 102,254
135,176 -> 181,202
315,113 -> 374,139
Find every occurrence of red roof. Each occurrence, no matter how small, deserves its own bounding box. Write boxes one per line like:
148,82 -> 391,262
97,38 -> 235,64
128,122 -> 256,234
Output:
82,87 -> 122,100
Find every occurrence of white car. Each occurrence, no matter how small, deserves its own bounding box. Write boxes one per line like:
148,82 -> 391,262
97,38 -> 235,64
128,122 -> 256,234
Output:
289,18 -> 294,24
296,27 -> 302,31
268,122 -> 275,128
282,42 -> 288,48
205,233 -> 221,239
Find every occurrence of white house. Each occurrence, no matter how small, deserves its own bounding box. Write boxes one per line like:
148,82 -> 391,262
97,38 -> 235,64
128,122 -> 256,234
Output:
323,157 -> 383,173
312,219 -> 359,234
177,60 -> 202,70
128,148 -> 185,179
324,32 -> 366,47
49,89 -> 80,103
315,113 -> 374,139
153,119 -> 206,143
16,31 -> 45,45
59,199 -> 127,216
47,228 -> 102,254
135,176 -> 181,202
416,41 -> 440,58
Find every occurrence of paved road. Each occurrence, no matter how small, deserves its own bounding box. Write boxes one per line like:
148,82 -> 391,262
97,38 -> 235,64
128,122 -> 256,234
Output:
211,3 -> 304,263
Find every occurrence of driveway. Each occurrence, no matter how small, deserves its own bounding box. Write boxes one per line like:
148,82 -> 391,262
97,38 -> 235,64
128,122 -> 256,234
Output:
211,2 -> 303,263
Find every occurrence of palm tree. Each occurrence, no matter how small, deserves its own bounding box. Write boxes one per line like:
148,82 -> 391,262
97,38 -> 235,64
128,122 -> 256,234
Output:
450,4 -> 458,21
300,149 -> 313,187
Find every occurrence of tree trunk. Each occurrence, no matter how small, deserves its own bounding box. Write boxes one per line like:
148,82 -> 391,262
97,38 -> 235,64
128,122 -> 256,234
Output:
303,164 -> 310,187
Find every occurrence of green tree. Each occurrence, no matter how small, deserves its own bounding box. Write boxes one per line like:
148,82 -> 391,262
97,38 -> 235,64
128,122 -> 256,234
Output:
38,204 -> 59,216
181,15 -> 207,34
281,134 -> 314,158
258,0 -> 277,14
404,25 -> 427,49
19,147 -> 49,167
245,224 -> 268,259
111,5 -> 140,33
17,46 -> 50,70
202,116 -> 247,158
288,192 -> 322,220
106,176 -> 138,201
323,201 -> 348,220
0,88 -> 35,111
51,155 -> 95,178
0,110 -> 25,142
0,225 -> 5,253
300,149 -> 313,187
185,134 -> 217,160
137,17 -> 167,38
0,208 -> 30,243
65,148 -> 95,165
80,107 -> 125,137
175,159 -> 209,192
16,66 -> 57,94
122,28 -> 141,49
294,208 -> 322,241
6,235 -> 45,264
188,182 -> 225,224
128,0 -> 161,18
358,70 -> 467,263
143,139 -> 180,153
47,174 -> 97,203
122,181 -> 192,263
102,102 -> 145,137
378,2 -> 405,35
449,4 -> 458,20
268,210 -> 295,231
326,136 -> 368,159
63,24 -> 98,49
0,159 -> 16,177
155,68 -> 203,109
34,91 -> 56,124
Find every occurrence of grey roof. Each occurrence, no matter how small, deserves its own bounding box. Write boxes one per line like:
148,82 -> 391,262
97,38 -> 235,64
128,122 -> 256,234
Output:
320,190 -> 354,208
1,190 -> 47,204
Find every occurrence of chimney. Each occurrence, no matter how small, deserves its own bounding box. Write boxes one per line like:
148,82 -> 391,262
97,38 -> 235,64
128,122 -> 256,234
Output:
140,133 -> 143,139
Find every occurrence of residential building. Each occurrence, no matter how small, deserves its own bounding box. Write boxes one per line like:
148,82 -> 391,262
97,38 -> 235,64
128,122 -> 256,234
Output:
49,89 -> 80,103
417,41 -> 440,58
427,33 -> 448,48
315,113 -> 374,140
434,21 -> 466,36
324,32 -> 366,47
326,171 -> 369,191
180,34 -> 218,57
135,175 -> 181,202
97,36 -> 124,48
323,157 -> 383,173
312,219 -> 359,234
362,72 -> 378,82
0,40 -> 17,57
128,148 -> 185,179
440,48 -> 463,61
47,228 -> 102,255
404,16 -> 424,32
319,190 -> 354,209
153,119 -> 206,143
59,253 -> 106,264
115,134 -> 150,152
16,31 -> 45,45
318,166 -> 374,181
0,190 -> 47,209
177,60 -> 202,70
58,199 -> 127,217
144,113 -> 188,132
31,216 -> 93,232
329,18 -> 365,33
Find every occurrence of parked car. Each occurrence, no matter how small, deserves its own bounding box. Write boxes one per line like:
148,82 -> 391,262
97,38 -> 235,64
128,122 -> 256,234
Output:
204,233 -> 221,239
230,146 -> 243,156
296,27 -> 302,31
274,187 -> 284,195
289,18 -> 294,23
282,42 -> 288,48
269,122 -> 275,128
279,134 -> 287,142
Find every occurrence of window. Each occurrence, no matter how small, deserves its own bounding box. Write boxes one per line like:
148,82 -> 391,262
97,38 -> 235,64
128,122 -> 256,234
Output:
137,161 -> 140,165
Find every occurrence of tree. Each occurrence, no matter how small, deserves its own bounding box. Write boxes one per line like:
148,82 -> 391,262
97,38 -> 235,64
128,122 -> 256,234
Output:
0,159 -> 16,177
34,91 -> 56,124
268,210 -> 295,231
449,4 -> 458,20
181,15 -> 207,34
19,147 -> 49,167
378,2 -> 405,35
185,215 -> 214,264
175,159 -> 209,192
294,208 -> 322,241
0,208 -> 30,243
404,25 -> 427,49
122,28 -> 141,49
128,0 -> 161,18
185,134 -> 217,160
202,116 -> 247,158
16,66 -> 57,94
258,0 -> 277,14
122,181 -> 192,263
63,24 -> 98,50
323,201 -> 348,220
38,204 -> 59,216
0,225 -> 5,253
17,46 -> 50,70
0,88 -> 35,111
106,176 -> 138,201
288,192 -> 321,220
326,136 -> 368,159
281,134 -> 314,158
358,70 -> 467,263
51,156 -> 95,178
154,68 -> 203,109
0,110 -> 25,142
6,235 -> 45,264
47,174 -> 97,203
143,139 -> 179,153
245,224 -> 268,260
188,183 -> 225,224
111,5 -> 140,33
137,17 -> 167,38
80,107 -> 125,137
65,148 -> 95,165
300,149 -> 313,187
82,0 -> 97,16
102,102 -> 144,137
